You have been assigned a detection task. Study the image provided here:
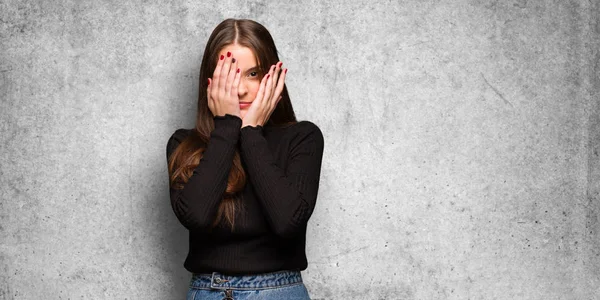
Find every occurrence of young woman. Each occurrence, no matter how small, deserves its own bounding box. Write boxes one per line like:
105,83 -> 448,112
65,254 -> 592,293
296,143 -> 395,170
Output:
166,19 -> 324,300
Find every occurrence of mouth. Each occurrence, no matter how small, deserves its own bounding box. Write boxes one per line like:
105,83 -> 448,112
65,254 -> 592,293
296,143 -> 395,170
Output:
239,102 -> 252,108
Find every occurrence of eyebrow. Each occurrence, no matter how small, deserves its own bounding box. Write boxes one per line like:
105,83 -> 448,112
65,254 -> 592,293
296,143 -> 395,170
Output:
245,66 -> 259,73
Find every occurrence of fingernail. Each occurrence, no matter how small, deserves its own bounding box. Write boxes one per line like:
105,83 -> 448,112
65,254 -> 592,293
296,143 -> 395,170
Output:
232,58 -> 236,63
220,55 -> 224,60
278,62 -> 282,68
237,68 -> 240,73
207,78 -> 210,85
267,74 -> 270,79
227,52 -> 231,57
285,68 -> 288,74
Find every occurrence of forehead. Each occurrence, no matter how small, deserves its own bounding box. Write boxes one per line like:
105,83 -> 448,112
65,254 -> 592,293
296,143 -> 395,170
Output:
218,44 -> 257,67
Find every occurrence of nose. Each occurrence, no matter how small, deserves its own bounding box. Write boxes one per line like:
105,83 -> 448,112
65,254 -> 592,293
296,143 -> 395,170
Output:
238,79 -> 248,100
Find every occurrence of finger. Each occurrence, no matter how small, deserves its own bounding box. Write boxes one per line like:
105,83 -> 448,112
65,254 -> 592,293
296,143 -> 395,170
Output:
263,65 -> 275,104
271,62 -> 282,88
225,57 -> 238,95
268,63 -> 282,105
218,51 -> 233,90
212,53 -> 225,90
207,78 -> 212,96
207,78 -> 213,101
231,67 -> 241,97
210,73 -> 219,105
207,78 -> 214,113
254,72 -> 270,105
273,68 -> 287,101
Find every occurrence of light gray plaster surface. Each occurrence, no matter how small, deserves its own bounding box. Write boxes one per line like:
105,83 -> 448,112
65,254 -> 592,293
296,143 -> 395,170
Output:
1,0 -> 599,299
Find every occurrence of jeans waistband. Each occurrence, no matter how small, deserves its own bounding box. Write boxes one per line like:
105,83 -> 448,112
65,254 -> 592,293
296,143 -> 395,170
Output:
189,270 -> 303,290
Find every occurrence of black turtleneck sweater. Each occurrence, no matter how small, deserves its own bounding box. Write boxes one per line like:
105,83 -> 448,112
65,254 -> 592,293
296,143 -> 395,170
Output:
166,114 -> 324,275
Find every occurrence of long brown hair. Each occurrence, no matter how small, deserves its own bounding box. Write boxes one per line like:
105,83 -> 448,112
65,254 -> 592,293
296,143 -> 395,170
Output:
168,19 -> 297,230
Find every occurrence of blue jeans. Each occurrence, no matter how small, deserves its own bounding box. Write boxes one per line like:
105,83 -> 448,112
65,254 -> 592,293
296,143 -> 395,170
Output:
186,270 -> 311,300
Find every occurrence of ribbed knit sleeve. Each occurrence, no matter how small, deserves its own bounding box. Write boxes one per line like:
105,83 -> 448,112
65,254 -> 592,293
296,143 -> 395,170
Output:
239,122 -> 325,238
166,114 -> 242,231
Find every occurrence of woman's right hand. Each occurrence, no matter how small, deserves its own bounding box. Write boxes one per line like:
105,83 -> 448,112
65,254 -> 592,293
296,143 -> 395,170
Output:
207,51 -> 242,118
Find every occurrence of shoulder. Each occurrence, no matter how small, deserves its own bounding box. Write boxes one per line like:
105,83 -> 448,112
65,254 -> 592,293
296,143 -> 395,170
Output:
168,128 -> 192,144
286,120 -> 324,151
166,128 -> 193,159
293,120 -> 323,137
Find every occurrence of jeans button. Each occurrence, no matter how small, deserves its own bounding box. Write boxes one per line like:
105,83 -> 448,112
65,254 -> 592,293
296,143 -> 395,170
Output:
214,278 -> 222,284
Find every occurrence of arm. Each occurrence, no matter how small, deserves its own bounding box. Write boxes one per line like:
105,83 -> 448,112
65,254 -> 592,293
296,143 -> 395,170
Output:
166,114 -> 242,231
239,122 -> 325,238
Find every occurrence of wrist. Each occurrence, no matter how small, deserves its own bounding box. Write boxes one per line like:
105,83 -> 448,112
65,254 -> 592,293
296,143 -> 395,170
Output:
214,113 -> 242,122
240,123 -> 265,142
213,114 -> 243,137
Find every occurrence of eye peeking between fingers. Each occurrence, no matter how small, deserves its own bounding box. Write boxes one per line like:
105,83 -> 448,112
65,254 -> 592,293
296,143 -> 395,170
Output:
242,66 -> 260,80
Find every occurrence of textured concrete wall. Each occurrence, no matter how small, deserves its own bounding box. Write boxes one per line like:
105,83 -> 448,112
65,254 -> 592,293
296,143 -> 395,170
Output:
1,0 -> 598,299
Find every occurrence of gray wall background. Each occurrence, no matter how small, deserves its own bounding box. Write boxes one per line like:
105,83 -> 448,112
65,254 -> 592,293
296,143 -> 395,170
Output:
1,0 -> 599,299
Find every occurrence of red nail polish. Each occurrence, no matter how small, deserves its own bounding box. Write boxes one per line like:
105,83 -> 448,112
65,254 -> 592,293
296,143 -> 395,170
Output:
266,74 -> 270,79
227,52 -> 231,57
237,68 -> 240,73
285,68 -> 288,74
220,55 -> 224,60
278,62 -> 282,68
232,58 -> 236,63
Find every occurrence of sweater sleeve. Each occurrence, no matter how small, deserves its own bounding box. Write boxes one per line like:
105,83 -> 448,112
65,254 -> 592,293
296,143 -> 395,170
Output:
238,122 -> 325,238
166,114 -> 242,231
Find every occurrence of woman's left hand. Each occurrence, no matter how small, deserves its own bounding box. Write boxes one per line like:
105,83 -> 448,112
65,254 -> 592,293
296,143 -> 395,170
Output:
241,61 -> 287,128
